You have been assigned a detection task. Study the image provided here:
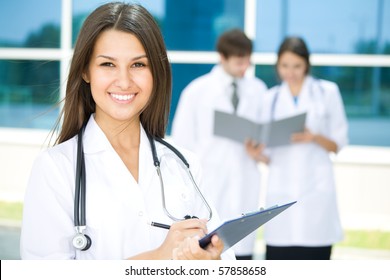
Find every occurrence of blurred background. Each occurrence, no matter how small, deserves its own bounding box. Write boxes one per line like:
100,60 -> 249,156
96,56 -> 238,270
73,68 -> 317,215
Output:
0,0 -> 389,259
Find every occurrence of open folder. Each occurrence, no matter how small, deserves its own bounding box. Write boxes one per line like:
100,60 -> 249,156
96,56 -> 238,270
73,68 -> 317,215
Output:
213,111 -> 306,147
199,201 -> 296,252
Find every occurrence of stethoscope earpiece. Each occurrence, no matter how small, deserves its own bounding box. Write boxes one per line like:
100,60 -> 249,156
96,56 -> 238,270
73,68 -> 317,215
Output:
72,233 -> 92,251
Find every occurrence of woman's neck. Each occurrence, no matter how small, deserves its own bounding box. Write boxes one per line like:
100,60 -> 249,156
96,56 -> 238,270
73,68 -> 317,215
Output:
95,115 -> 141,149
288,80 -> 304,96
96,116 -> 141,182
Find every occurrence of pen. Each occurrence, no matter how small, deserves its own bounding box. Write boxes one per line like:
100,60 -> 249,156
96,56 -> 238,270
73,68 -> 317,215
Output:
149,221 -> 171,230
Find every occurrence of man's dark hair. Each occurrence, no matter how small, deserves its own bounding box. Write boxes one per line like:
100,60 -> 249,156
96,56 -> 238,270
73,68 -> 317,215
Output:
216,29 -> 253,58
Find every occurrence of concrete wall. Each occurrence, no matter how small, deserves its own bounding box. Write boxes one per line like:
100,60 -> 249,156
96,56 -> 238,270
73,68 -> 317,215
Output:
333,146 -> 390,231
0,128 -> 50,201
1,128 -> 389,231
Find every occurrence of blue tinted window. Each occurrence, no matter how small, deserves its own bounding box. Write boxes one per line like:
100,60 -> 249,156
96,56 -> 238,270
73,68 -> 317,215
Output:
256,65 -> 390,117
73,0 -> 244,51
72,0 -> 166,47
255,0 -> 390,54
164,0 -> 245,50
0,0 -> 61,48
255,65 -> 390,146
0,60 -> 60,129
168,63 -> 214,134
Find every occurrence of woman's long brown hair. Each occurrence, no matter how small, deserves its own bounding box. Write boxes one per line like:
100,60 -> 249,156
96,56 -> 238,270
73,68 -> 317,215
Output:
54,2 -> 171,144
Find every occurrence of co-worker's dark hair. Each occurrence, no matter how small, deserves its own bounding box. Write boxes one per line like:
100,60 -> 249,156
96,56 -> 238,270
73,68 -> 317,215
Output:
54,2 -> 171,144
216,29 -> 253,58
277,36 -> 311,74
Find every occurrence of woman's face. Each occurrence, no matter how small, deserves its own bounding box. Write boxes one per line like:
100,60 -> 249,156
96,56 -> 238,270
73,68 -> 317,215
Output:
277,51 -> 307,86
84,29 -> 153,126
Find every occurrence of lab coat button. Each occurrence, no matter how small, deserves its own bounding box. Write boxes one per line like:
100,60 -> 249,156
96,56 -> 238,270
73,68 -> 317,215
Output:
138,211 -> 143,216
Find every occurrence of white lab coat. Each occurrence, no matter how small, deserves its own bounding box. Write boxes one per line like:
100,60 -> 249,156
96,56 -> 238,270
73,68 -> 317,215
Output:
260,76 -> 348,246
171,65 -> 267,256
20,115 -> 235,259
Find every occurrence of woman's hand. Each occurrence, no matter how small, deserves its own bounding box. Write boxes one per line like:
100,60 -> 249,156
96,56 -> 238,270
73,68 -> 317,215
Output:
291,127 -> 338,153
245,139 -> 269,164
172,234 -> 223,260
291,127 -> 315,143
157,219 -> 208,259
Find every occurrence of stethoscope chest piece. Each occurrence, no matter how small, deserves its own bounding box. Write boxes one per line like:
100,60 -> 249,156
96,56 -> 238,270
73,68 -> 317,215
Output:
72,232 -> 92,251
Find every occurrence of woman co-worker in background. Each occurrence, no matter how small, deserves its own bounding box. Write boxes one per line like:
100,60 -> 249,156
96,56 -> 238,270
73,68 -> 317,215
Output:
20,2 -> 235,260
258,37 -> 348,260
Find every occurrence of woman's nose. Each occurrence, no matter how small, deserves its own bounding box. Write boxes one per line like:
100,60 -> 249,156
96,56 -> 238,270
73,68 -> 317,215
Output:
114,68 -> 132,90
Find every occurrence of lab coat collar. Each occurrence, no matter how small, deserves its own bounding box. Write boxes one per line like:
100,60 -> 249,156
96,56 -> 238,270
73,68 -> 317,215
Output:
296,76 -> 312,105
280,75 -> 312,99
82,115 -> 110,154
211,65 -> 244,100
276,76 -> 313,116
82,114 -> 155,188
301,75 -> 315,95
82,114 -> 151,156
211,65 -> 239,87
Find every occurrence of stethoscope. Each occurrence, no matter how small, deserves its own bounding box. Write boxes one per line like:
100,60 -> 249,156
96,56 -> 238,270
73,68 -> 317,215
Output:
72,122 -> 213,251
270,77 -> 324,120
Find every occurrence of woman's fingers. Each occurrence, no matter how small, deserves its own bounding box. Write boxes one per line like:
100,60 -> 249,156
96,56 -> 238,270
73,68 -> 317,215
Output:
245,139 -> 267,162
173,235 -> 224,260
170,219 -> 207,237
174,236 -> 205,260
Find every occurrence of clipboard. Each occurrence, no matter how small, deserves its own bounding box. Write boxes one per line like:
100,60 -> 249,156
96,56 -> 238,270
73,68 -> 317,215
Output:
213,110 -> 306,148
264,113 -> 306,147
199,201 -> 296,252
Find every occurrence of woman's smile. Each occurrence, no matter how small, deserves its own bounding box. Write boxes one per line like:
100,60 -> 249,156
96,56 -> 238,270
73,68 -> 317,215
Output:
110,92 -> 137,103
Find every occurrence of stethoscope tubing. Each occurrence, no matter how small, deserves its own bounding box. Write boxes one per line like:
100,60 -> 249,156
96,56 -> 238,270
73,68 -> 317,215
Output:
146,133 -> 213,222
74,123 -> 87,228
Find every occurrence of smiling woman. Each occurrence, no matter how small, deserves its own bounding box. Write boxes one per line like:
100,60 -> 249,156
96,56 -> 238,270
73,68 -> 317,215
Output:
83,30 -> 154,131
20,2 -> 234,261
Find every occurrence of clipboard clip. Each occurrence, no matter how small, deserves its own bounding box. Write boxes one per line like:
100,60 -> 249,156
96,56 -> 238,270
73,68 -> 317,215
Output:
242,205 -> 279,216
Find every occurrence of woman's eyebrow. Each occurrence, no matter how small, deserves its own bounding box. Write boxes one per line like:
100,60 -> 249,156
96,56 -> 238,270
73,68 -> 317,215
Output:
96,54 -> 116,60
95,54 -> 148,61
131,54 -> 148,61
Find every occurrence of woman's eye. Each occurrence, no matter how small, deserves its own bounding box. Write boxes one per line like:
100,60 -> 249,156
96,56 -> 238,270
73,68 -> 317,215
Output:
132,62 -> 146,68
100,62 -> 114,67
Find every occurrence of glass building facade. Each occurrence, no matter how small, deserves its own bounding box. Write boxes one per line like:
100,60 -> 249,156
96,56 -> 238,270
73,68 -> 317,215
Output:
0,0 -> 389,146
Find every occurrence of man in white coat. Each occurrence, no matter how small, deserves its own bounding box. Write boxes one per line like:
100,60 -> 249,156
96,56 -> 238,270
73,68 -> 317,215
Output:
171,29 -> 267,260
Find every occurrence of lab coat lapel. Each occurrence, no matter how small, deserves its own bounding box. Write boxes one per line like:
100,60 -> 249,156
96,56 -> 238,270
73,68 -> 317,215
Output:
296,76 -> 311,112
211,65 -> 236,113
83,115 -> 112,154
138,125 -> 156,196
277,78 -> 310,119
275,83 -> 296,119
83,115 -> 137,187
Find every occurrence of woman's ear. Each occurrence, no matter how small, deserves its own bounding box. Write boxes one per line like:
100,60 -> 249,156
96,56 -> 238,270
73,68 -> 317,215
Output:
82,72 -> 90,83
